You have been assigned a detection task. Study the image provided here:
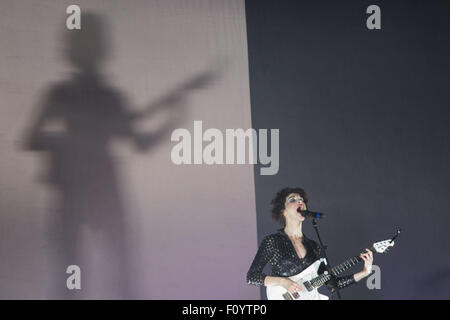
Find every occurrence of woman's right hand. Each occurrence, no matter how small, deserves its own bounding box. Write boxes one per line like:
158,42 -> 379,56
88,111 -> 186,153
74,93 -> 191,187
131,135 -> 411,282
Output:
280,278 -> 303,294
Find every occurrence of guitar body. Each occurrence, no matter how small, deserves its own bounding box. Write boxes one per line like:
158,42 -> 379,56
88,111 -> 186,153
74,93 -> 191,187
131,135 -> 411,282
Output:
266,259 -> 329,300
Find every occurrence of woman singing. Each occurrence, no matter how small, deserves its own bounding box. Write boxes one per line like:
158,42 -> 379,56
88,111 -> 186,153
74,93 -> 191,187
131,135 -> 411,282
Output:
247,187 -> 373,299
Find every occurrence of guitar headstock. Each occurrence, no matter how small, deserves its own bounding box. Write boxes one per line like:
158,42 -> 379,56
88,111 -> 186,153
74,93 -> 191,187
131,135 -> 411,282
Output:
372,229 -> 401,254
372,240 -> 394,253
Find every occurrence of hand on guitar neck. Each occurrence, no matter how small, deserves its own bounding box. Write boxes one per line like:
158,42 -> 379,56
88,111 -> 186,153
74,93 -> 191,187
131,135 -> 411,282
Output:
353,249 -> 373,282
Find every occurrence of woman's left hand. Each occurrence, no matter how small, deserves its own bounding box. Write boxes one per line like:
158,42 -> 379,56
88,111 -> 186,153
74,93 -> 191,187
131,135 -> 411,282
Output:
360,248 -> 373,276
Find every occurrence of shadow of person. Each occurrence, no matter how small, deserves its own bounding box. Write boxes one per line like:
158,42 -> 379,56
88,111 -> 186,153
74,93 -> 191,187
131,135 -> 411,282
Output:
22,12 -> 221,299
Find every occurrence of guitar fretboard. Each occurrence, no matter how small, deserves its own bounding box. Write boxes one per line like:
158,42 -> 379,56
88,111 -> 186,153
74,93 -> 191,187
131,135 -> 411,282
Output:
309,255 -> 363,288
331,256 -> 362,275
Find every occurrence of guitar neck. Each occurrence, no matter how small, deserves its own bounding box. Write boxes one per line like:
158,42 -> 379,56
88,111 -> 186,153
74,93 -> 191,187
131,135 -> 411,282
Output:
330,255 -> 363,276
331,243 -> 381,276
309,246 -> 374,289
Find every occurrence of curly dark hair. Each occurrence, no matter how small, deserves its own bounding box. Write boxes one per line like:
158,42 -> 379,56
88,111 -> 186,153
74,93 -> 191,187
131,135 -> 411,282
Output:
271,187 -> 308,225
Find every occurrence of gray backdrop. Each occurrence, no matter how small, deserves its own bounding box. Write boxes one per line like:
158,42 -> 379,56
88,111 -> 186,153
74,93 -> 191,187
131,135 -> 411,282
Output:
246,0 -> 450,299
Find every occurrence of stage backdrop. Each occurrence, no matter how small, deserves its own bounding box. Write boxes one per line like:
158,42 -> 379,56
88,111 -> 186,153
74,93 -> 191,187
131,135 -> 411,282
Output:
0,0 -> 258,299
1,0 -> 449,300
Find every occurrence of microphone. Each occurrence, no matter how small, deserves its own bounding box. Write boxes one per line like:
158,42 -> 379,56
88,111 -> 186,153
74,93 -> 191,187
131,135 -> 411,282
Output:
297,208 -> 326,219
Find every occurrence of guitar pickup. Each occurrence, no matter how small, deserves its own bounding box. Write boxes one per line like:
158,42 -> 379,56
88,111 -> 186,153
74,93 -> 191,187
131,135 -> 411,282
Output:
303,281 -> 314,292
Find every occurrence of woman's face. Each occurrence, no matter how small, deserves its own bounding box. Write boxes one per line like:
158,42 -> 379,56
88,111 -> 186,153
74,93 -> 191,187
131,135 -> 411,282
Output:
283,193 -> 307,223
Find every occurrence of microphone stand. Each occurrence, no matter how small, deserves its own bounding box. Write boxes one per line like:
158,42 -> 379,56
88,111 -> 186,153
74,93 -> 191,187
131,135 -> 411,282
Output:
311,218 -> 342,300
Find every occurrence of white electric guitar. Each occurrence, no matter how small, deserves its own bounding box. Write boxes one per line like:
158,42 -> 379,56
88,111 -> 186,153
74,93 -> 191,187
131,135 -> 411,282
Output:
266,229 -> 400,300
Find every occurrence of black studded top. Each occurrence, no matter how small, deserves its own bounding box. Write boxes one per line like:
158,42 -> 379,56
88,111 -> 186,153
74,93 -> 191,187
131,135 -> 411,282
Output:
247,229 -> 356,289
